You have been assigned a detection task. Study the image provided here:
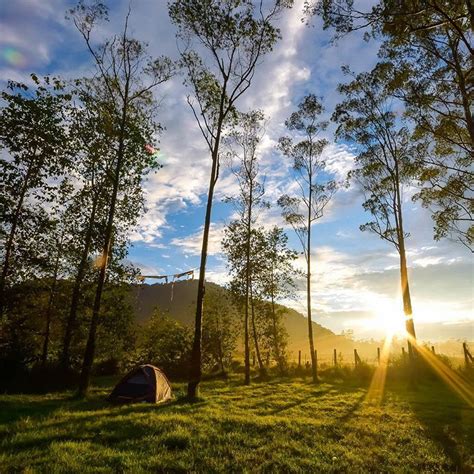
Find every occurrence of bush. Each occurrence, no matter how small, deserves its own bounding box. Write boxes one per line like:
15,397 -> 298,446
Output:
131,311 -> 192,379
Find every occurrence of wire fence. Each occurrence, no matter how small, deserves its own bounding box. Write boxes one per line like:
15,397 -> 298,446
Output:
251,343 -> 473,369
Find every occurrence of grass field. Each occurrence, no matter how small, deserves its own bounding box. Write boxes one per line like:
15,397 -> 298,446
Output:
0,374 -> 473,473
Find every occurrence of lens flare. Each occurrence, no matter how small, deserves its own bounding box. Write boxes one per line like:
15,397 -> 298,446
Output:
145,144 -> 165,162
93,253 -> 107,269
1,47 -> 27,68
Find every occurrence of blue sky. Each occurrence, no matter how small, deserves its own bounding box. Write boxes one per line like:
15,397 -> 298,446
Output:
1,0 -> 472,342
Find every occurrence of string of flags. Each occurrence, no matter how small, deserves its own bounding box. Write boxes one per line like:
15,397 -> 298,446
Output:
138,269 -> 195,301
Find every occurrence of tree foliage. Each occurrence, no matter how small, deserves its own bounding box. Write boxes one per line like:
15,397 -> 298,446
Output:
307,0 -> 473,250
333,65 -> 418,354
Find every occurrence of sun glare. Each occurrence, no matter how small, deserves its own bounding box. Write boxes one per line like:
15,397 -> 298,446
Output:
362,299 -> 407,337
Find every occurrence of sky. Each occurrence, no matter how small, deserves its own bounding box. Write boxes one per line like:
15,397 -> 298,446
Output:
1,0 -> 472,342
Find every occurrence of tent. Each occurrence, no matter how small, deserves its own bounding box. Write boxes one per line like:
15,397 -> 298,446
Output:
108,365 -> 172,404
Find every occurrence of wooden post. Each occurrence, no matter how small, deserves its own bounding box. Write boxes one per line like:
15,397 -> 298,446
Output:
402,347 -> 406,362
431,346 -> 435,355
333,348 -> 337,367
298,350 -> 301,368
354,349 -> 360,367
463,342 -> 473,367
377,347 -> 381,365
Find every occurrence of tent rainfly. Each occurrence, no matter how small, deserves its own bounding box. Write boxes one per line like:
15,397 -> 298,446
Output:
108,364 -> 172,404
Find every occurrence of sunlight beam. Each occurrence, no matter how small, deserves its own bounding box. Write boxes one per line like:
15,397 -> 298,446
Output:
365,333 -> 393,405
407,334 -> 474,408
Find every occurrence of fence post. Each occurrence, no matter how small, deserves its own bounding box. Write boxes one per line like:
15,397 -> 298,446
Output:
402,347 -> 406,362
431,346 -> 435,355
333,348 -> 337,367
298,350 -> 301,368
463,342 -> 473,367
354,349 -> 360,368
377,347 -> 381,365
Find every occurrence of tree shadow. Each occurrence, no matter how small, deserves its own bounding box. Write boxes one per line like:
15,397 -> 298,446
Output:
387,380 -> 474,472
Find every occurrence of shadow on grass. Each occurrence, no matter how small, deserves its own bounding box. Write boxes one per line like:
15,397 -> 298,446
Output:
0,392 -> 209,462
0,397 -> 67,425
388,379 -> 474,472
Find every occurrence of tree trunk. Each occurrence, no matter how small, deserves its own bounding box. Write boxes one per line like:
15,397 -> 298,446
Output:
307,195 -> 317,382
41,248 -> 61,367
61,195 -> 98,369
78,94 -> 129,397
250,286 -> 265,375
394,165 -> 417,361
399,234 -> 417,358
0,164 -> 34,317
244,294 -> 250,383
187,150 -> 220,398
243,180 -> 254,385
270,276 -> 283,373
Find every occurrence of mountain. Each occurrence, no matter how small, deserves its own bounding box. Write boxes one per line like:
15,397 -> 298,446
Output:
130,280 -> 379,364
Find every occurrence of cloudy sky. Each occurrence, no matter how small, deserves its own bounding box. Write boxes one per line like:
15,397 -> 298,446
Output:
1,0 -> 472,341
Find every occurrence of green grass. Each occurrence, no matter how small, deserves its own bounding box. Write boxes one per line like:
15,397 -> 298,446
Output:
0,375 -> 473,473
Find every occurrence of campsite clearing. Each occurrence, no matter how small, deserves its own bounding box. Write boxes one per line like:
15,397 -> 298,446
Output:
0,376 -> 472,472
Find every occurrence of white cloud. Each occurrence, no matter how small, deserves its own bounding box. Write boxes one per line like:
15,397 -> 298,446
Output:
170,222 -> 226,257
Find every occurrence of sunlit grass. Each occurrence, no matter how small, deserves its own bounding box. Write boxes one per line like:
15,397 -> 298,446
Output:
0,374 -> 472,472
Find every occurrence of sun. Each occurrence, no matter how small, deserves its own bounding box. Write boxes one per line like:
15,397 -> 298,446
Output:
367,298 -> 407,337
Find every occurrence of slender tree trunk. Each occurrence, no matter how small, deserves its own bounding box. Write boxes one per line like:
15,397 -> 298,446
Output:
243,182 -> 254,384
399,233 -> 417,358
250,285 -> 265,375
307,195 -> 317,382
41,249 -> 61,367
187,147 -> 220,398
395,170 -> 417,361
61,195 -> 98,369
270,272 -> 283,373
78,94 -> 129,397
0,164 -> 34,317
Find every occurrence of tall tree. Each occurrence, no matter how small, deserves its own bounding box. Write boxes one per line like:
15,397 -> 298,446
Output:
169,0 -> 291,398
333,65 -> 419,358
0,76 -> 72,318
307,0 -> 473,250
225,110 -> 267,382
68,1 -> 173,395
222,223 -> 267,376
278,94 -> 337,383
60,82 -> 117,369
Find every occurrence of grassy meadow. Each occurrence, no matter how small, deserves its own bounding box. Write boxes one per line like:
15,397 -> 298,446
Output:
0,372 -> 473,473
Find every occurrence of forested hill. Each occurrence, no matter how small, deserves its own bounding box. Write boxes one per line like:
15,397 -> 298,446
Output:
130,280 -> 377,361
